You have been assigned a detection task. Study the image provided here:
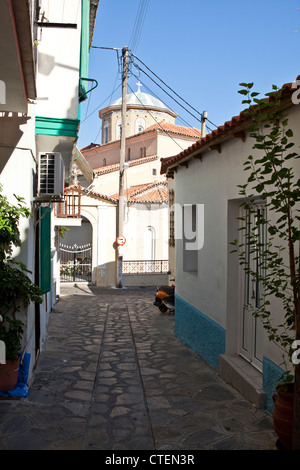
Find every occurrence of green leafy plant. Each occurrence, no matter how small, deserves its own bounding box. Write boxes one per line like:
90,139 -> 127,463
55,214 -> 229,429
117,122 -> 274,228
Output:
0,185 -> 42,361
0,185 -> 31,261
57,225 -> 68,238
0,317 -> 24,362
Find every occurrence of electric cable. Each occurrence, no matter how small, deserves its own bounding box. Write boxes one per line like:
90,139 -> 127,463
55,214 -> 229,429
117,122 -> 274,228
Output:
130,71 -> 212,134
131,51 -> 218,128
132,60 -> 206,128
91,76 -> 121,143
81,46 -> 122,125
128,0 -> 149,52
79,85 -> 93,140
127,83 -> 185,152
130,72 -> 213,135
82,46 -> 217,143
80,82 -> 122,125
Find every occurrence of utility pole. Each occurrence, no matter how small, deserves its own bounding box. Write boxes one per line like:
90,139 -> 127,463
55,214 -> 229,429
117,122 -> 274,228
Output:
201,111 -> 207,138
116,46 -> 128,288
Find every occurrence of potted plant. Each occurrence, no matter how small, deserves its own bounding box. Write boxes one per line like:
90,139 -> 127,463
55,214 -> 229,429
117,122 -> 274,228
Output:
0,185 -> 42,391
231,83 -> 300,449
0,315 -> 24,391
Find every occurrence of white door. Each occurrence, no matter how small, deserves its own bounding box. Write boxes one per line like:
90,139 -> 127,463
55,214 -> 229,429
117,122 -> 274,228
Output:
240,205 -> 266,370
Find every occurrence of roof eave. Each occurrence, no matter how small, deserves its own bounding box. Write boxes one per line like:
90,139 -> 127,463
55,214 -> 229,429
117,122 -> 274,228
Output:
89,0 -> 99,49
161,88 -> 295,177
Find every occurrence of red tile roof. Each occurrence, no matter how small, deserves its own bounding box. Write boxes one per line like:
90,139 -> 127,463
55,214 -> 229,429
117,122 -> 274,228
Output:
94,155 -> 159,175
111,181 -> 168,204
160,75 -> 300,176
69,185 -> 118,204
66,181 -> 168,204
80,143 -> 100,152
144,122 -> 202,139
80,122 -> 200,156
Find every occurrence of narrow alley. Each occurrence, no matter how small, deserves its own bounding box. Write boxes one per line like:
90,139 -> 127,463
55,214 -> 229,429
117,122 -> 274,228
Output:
0,285 -> 277,451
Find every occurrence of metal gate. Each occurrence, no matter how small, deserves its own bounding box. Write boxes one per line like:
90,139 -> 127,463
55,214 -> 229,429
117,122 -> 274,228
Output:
60,243 -> 92,283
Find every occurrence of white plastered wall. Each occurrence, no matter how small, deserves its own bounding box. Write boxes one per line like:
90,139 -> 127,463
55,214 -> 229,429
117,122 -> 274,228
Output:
174,102 -> 300,366
35,0 -> 81,120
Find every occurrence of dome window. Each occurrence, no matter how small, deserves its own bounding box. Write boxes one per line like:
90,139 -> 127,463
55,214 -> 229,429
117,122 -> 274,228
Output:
116,118 -> 122,140
103,121 -> 109,143
136,117 -> 145,134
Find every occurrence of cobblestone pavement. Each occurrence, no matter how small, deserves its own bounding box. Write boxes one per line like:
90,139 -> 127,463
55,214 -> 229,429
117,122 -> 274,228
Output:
0,285 -> 278,450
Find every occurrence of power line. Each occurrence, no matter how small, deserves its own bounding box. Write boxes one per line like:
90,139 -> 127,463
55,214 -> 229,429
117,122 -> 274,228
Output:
85,46 -> 218,137
79,86 -> 93,141
80,82 -> 122,125
81,46 -> 122,124
127,83 -> 185,152
131,51 -> 218,128
130,71 -> 213,135
129,0 -> 149,52
131,60 -> 206,128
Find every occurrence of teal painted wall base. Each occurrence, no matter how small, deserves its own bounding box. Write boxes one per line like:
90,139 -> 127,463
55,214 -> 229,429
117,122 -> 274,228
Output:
174,294 -> 286,414
262,356 -> 285,414
174,294 -> 225,369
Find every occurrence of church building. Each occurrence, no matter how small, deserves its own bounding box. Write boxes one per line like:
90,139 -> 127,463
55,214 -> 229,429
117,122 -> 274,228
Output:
79,82 -> 201,178
100,81 -> 178,144
56,84 -> 201,288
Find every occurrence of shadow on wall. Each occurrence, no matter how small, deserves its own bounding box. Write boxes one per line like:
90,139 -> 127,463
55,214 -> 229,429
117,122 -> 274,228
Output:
0,113 -> 31,174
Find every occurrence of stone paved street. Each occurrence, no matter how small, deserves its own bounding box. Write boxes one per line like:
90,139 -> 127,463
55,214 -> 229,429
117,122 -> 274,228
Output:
0,285 -> 277,450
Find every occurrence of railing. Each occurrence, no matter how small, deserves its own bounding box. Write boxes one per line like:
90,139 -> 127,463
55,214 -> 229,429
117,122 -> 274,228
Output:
123,260 -> 168,274
55,185 -> 81,218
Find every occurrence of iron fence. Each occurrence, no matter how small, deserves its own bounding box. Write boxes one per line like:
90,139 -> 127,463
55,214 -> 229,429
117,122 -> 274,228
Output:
60,243 -> 92,282
123,260 -> 168,274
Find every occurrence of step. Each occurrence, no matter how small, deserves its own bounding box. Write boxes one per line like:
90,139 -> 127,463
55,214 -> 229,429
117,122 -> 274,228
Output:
219,354 -> 266,409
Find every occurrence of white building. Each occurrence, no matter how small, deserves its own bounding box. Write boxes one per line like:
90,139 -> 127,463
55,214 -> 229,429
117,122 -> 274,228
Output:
59,87 -> 201,288
161,76 -> 300,413
0,0 -> 99,383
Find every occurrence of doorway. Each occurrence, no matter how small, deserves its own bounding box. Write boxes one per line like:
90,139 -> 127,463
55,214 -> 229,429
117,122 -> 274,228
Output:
239,204 -> 266,370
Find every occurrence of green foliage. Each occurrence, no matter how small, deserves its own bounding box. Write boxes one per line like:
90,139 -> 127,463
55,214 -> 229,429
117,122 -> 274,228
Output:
231,83 -> 300,380
0,185 -> 42,360
57,225 -> 68,239
0,184 -> 31,261
0,317 -> 24,361
0,260 -> 42,316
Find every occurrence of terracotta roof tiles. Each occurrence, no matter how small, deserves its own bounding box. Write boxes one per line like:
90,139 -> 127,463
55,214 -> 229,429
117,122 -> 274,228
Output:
94,155 -> 159,175
161,75 -> 300,175
111,181 -> 168,204
144,122 -> 202,139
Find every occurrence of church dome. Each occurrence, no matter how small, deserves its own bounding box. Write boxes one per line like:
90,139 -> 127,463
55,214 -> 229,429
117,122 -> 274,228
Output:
107,83 -> 177,118
112,91 -> 168,110
98,82 -> 177,143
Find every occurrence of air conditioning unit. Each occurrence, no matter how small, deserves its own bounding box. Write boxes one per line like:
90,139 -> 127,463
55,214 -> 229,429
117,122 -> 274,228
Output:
38,152 -> 65,198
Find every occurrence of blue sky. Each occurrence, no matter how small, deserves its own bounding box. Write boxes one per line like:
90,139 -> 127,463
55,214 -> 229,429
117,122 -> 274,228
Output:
77,0 -> 300,149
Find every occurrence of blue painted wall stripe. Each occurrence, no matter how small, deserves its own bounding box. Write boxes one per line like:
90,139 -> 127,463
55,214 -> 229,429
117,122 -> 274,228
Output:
262,356 -> 285,414
174,294 -> 226,369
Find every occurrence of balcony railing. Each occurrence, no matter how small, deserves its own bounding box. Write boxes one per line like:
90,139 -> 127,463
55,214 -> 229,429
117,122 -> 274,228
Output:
123,260 -> 168,274
55,185 -> 81,218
